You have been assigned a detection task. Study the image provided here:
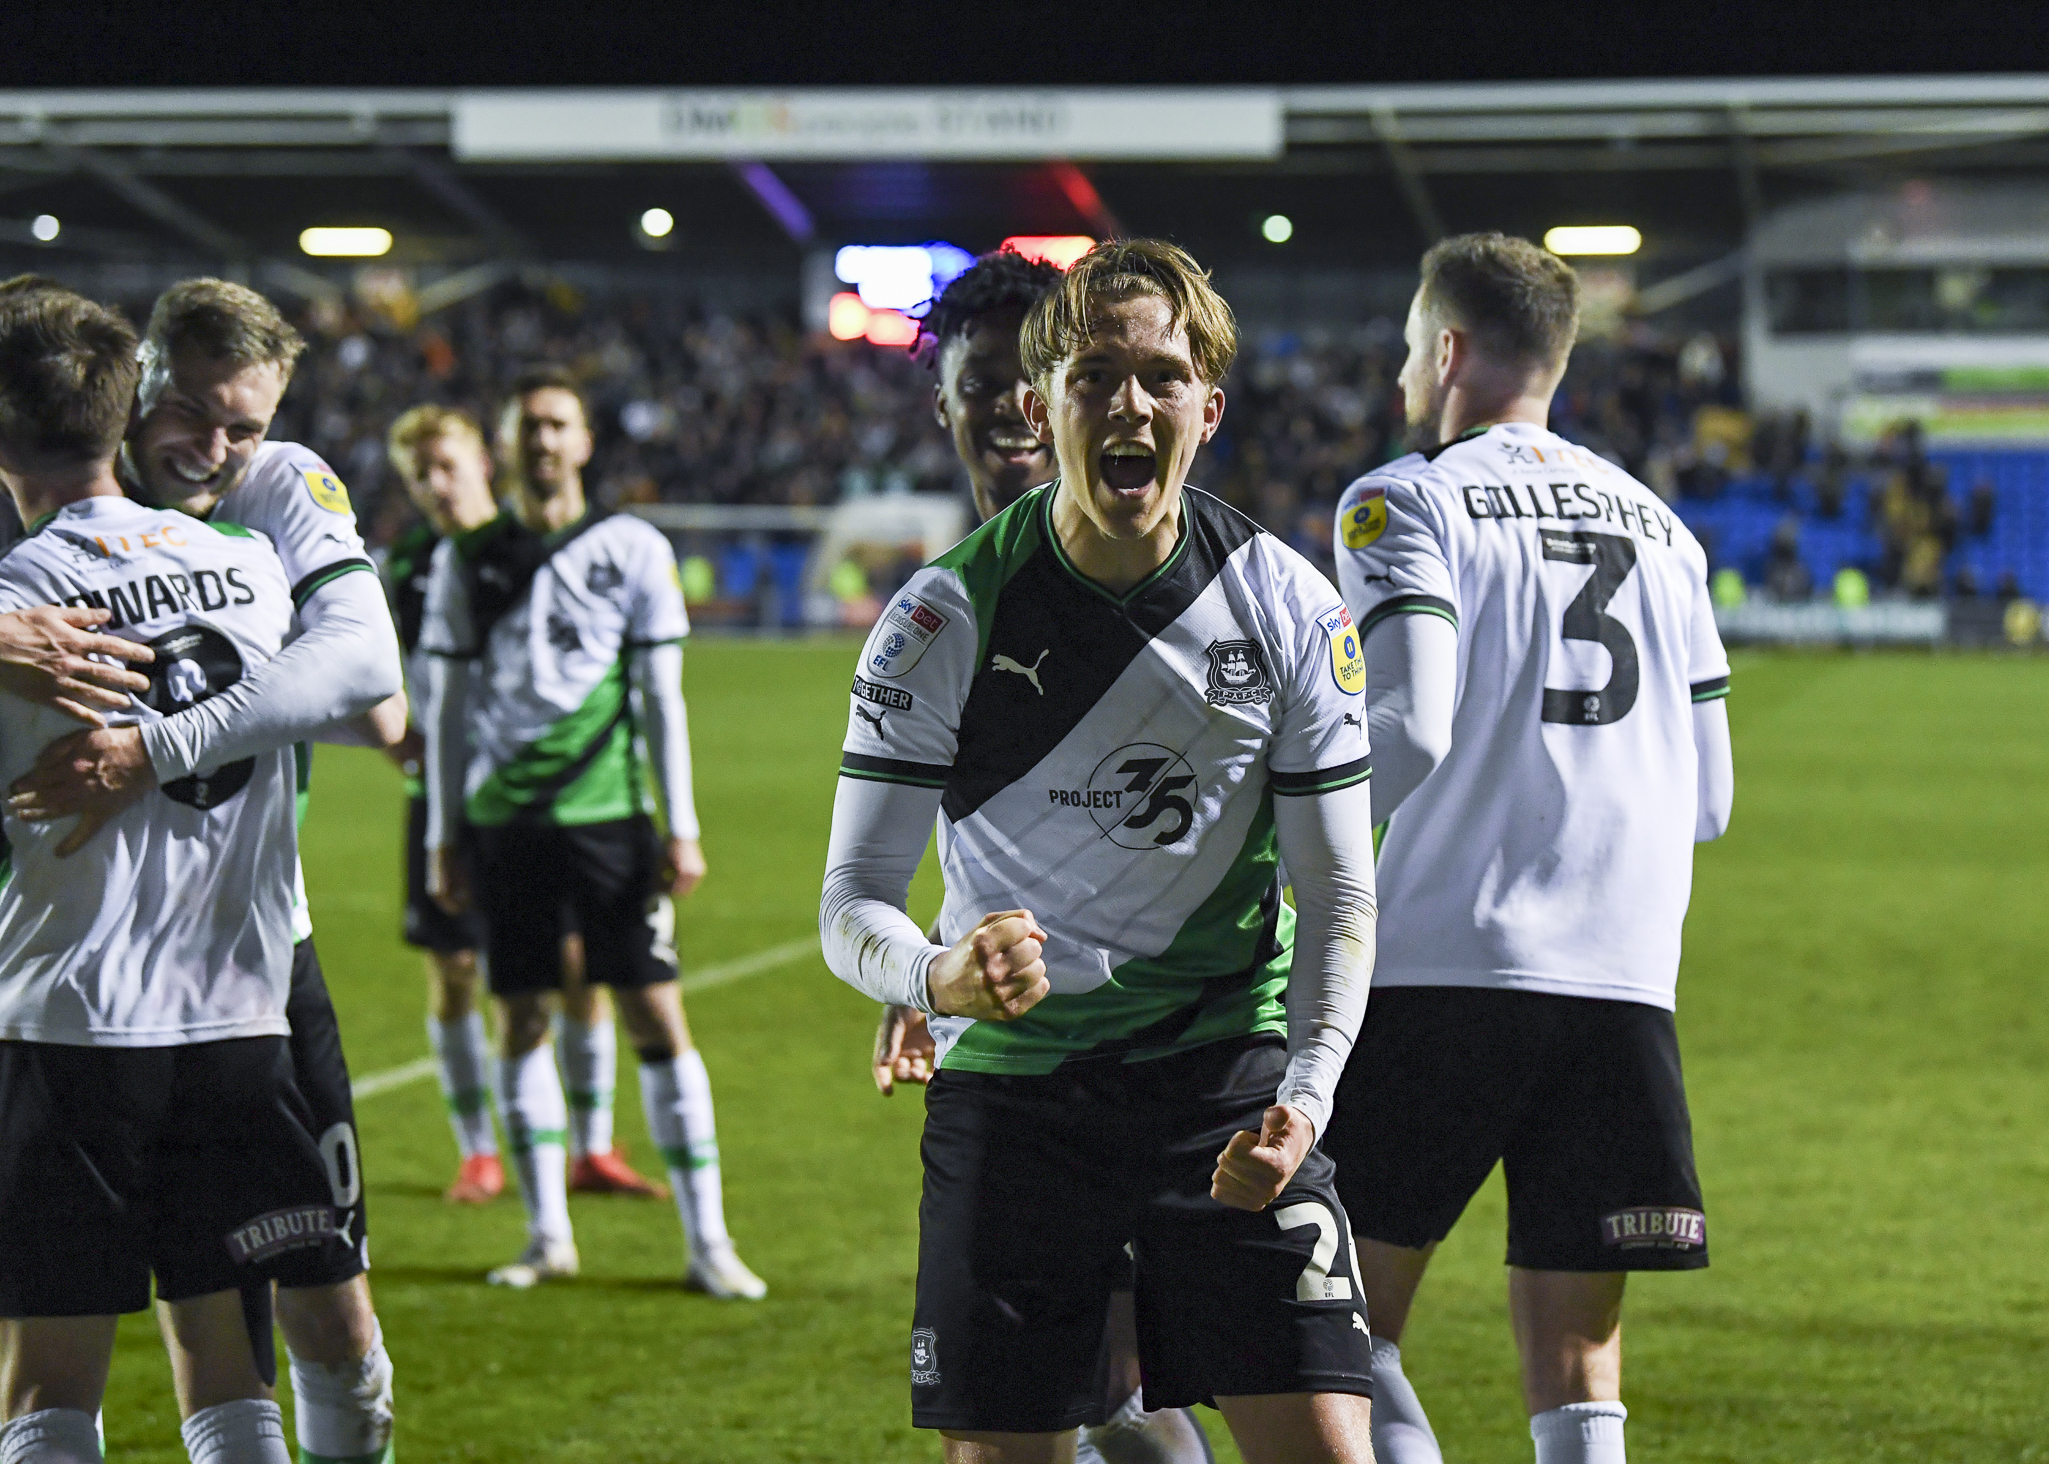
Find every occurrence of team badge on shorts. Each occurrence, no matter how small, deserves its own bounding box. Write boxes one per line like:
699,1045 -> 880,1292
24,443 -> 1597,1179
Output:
1204,639 -> 1273,707
1341,487 -> 1387,548
869,592 -> 948,679
1321,606 -> 1365,696
910,1327 -> 940,1385
301,466 -> 353,515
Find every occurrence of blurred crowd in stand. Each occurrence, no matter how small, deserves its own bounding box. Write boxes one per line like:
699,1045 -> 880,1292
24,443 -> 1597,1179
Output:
249,281 -> 2028,608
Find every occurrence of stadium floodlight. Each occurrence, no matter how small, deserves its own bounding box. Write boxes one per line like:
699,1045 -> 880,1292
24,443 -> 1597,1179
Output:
30,214 -> 59,243
1544,225 -> 1642,256
1261,214 -> 1293,244
300,227 -> 393,258
640,207 -> 675,238
1001,236 -> 1095,269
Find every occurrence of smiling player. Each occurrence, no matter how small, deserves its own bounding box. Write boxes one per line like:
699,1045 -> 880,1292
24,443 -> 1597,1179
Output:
821,240 -> 1378,1464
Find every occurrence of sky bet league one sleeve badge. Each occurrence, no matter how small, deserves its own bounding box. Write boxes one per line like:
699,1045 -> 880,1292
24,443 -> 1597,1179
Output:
1342,486 -> 1387,549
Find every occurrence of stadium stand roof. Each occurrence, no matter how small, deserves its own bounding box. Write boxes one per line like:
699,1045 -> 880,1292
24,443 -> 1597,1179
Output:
3,78 -> 2049,277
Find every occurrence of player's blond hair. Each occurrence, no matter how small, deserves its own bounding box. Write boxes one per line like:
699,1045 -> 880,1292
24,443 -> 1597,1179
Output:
1418,233 -> 1581,367
139,278 -> 306,400
387,404 -> 486,483
1020,239 -> 1238,388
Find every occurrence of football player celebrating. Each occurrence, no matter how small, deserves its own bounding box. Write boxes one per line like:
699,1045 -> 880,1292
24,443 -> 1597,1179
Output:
8,277 -> 404,1464
875,247 -> 1218,1464
0,283 -> 343,1464
422,367 -> 761,1297
821,240 -> 1378,1464
1328,233 -> 1734,1464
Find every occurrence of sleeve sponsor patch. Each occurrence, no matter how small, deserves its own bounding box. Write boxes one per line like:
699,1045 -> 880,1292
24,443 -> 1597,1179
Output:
1321,606 -> 1365,696
866,590 -> 948,679
851,675 -> 914,711
1341,487 -> 1387,549
301,466 -> 352,515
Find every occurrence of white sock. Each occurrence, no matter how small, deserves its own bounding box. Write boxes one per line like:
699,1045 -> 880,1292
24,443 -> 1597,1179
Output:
179,1399 -> 290,1464
0,1408 -> 102,1463
499,1043 -> 572,1245
429,1012 -> 498,1159
557,1015 -> 615,1158
1531,1402 -> 1627,1464
288,1321 -> 395,1464
640,1049 -> 730,1256
1369,1338 -> 1443,1464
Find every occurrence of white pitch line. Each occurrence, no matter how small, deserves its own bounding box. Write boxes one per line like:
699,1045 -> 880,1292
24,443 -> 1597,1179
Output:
349,935 -> 822,1101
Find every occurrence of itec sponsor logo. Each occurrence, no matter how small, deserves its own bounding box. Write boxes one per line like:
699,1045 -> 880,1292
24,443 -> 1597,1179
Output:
225,1205 -> 348,1265
910,1327 -> 940,1386
1600,1206 -> 1706,1250
868,592 -> 948,679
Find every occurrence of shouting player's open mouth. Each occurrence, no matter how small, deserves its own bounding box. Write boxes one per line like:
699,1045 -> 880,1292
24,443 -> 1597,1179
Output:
1099,442 -> 1157,496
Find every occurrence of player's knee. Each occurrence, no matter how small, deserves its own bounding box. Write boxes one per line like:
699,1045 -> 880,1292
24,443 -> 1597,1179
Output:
497,997 -> 552,1055
275,1279 -> 378,1367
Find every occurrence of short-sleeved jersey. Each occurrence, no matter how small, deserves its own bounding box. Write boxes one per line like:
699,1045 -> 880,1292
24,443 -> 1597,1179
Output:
204,440 -> 378,940
0,496 -> 297,1046
841,485 -> 1372,1075
422,510 -> 689,828
1335,422 -> 1730,1010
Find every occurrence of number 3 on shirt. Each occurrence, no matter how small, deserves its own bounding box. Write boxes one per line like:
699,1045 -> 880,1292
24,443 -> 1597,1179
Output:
1539,529 -> 1639,726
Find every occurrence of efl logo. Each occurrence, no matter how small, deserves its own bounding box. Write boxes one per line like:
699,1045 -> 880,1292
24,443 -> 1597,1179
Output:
1600,1206 -> 1706,1250
225,1205 -> 344,1265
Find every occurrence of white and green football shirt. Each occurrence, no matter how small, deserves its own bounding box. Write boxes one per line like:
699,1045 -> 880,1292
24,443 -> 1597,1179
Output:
1335,421 -> 1730,1009
840,485 -> 1371,1074
204,440 -> 379,941
0,496 -> 297,1046
422,510 -> 687,827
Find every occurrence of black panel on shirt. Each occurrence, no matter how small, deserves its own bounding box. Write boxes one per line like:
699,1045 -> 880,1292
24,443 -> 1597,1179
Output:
941,489 -> 1260,824
384,523 -> 440,657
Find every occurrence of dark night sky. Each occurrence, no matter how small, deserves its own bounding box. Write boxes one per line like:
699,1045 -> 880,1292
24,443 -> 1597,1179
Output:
8,1 -> 2049,89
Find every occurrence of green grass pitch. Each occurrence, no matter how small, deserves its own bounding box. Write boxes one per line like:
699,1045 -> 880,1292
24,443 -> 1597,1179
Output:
94,643 -> 2049,1462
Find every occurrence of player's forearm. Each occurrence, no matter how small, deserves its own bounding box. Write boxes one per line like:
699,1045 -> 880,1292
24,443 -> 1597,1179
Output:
820,777 -> 946,1012
1363,612 -> 1457,823
424,656 -> 472,848
138,571 -> 403,781
628,642 -> 700,841
1272,779 -> 1378,1140
1693,697 -> 1734,841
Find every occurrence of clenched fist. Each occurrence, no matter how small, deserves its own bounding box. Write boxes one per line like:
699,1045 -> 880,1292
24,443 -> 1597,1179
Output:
926,908 -> 1050,1022
1211,1104 -> 1316,1212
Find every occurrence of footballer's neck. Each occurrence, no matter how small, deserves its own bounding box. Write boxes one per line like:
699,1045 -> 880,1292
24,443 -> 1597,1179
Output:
1434,368 -> 1564,449
1051,479 -> 1183,595
1,458 -> 125,532
516,475 -> 587,534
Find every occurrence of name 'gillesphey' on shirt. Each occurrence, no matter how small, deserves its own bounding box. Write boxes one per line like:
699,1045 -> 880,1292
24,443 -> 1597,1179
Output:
0,495 -> 299,1047
1335,422 -> 1730,1011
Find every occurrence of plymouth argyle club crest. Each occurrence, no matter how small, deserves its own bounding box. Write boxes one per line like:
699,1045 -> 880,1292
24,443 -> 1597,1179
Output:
1203,639 -> 1272,707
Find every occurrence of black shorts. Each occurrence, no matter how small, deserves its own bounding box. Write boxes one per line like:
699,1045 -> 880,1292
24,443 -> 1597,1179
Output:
1328,987 -> 1708,1273
404,796 -> 483,953
0,1036 -> 368,1317
913,1037 -> 1373,1433
470,816 -> 675,997
284,937 -> 370,1280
